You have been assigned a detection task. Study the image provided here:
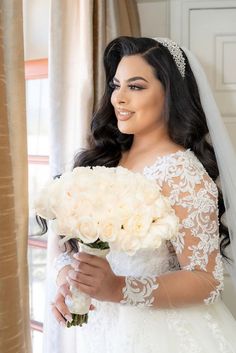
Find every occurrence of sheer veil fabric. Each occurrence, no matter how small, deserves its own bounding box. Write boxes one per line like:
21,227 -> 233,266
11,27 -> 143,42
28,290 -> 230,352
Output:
183,47 -> 236,289
154,37 -> 236,290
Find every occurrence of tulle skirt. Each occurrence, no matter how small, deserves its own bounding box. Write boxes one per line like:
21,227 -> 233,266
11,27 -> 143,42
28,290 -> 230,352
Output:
75,299 -> 236,353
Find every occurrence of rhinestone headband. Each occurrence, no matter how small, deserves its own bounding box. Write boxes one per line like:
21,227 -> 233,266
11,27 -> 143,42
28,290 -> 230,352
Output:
157,38 -> 186,78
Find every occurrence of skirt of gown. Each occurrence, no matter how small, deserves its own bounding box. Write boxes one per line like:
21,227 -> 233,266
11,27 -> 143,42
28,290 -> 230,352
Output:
75,299 -> 236,353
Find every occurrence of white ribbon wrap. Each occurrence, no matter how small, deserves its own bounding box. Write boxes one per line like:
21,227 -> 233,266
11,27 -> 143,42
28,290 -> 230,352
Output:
65,243 -> 110,315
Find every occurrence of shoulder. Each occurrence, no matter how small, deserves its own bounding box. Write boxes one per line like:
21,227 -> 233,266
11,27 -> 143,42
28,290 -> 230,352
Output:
143,149 -> 205,179
143,149 -> 218,202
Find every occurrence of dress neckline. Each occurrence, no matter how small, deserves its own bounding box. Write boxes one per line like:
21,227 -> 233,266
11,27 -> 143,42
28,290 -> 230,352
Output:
143,148 -> 192,173
118,148 -> 192,174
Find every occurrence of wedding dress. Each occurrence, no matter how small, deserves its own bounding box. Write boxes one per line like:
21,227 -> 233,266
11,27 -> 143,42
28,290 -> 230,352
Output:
52,149 -> 236,353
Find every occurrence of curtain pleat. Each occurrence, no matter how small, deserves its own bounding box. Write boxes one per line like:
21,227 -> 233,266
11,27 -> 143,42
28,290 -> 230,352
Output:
0,1 -> 31,353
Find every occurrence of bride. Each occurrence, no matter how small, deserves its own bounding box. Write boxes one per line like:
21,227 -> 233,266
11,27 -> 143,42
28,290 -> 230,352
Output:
50,36 -> 236,352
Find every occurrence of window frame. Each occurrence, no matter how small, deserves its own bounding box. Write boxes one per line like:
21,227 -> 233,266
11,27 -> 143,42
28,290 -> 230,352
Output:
25,58 -> 49,334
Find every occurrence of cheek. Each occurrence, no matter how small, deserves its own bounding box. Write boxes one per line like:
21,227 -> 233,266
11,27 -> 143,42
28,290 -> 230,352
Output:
137,94 -> 165,121
110,92 -> 116,107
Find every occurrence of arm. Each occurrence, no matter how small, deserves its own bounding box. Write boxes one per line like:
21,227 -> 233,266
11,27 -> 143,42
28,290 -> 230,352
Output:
53,251 -> 74,286
119,172 -> 224,308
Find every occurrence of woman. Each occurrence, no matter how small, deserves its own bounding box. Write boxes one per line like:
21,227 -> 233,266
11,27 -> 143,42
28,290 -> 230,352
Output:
51,37 -> 236,352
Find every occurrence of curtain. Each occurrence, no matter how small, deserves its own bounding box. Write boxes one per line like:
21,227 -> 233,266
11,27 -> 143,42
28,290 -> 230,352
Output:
43,1 -> 140,352
49,0 -> 140,177
0,1 -> 32,353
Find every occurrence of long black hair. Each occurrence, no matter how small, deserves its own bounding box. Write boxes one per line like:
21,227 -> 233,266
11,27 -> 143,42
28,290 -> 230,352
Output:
40,36 -> 230,258
74,36 -> 230,258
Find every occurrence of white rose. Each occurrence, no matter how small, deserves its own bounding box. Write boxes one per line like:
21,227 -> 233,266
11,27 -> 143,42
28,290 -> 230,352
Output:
159,213 -> 179,239
34,178 -> 60,219
73,216 -> 99,243
97,218 -> 121,242
124,209 -> 153,239
152,197 -> 172,219
118,231 -> 142,255
52,218 -> 75,236
149,214 -> 179,241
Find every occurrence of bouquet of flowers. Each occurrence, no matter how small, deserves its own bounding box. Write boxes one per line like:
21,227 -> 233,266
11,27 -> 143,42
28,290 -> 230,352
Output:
35,166 -> 179,327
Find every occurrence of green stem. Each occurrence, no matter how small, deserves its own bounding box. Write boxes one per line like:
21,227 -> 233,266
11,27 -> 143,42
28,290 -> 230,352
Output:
66,313 -> 88,328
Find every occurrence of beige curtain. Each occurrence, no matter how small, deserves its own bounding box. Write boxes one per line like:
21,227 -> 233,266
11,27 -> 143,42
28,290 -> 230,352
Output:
0,1 -> 31,353
49,0 -> 140,176
44,1 -> 140,352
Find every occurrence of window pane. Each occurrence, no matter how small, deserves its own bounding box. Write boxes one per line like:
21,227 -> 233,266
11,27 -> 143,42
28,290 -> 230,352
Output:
26,78 -> 49,156
31,330 -> 43,353
28,246 -> 47,322
29,162 -> 50,238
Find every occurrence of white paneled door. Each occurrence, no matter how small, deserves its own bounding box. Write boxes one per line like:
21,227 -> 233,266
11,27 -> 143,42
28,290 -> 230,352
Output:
189,7 -> 236,150
170,0 -> 236,318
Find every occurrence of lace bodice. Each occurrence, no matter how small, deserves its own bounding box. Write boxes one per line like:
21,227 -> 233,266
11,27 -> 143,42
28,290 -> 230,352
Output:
115,149 -> 224,307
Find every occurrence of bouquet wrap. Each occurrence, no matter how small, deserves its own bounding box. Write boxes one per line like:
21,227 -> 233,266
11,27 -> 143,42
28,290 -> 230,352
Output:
65,243 -> 110,326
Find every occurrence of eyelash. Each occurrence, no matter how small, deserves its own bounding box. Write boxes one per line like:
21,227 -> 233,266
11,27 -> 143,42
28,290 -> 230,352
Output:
109,82 -> 144,91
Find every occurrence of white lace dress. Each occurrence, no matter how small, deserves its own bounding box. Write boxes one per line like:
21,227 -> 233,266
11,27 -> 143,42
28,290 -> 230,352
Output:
54,149 -> 236,353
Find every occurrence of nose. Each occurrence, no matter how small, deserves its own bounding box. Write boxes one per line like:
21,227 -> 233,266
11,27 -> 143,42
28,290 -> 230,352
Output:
113,87 -> 127,105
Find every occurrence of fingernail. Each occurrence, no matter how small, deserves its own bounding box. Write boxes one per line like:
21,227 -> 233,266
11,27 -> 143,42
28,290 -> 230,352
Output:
65,314 -> 73,323
60,321 -> 65,327
73,253 -> 79,259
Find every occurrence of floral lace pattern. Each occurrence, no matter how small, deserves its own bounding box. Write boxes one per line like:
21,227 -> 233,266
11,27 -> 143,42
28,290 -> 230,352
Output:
204,253 -> 224,304
119,149 -> 224,306
120,276 -> 159,307
53,251 -> 74,284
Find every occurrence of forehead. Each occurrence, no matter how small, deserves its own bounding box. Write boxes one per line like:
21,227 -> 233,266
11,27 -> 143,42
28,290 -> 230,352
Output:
115,55 -> 155,80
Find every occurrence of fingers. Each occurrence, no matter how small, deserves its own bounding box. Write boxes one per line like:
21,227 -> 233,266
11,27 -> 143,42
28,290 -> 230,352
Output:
68,270 -> 96,287
71,260 -> 98,276
73,252 -> 106,268
89,304 -> 96,311
59,282 -> 72,298
71,282 -> 95,297
53,284 -> 73,325
51,302 -> 67,326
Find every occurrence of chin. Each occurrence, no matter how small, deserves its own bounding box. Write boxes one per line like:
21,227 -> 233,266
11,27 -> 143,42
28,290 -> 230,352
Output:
118,127 -> 136,135
117,121 -> 136,135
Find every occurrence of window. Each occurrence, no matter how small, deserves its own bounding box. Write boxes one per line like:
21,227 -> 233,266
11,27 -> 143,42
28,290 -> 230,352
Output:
25,58 -> 49,353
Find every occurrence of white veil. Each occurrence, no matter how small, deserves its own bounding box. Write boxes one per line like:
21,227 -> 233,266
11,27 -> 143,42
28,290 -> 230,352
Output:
154,37 -> 236,290
182,48 -> 236,289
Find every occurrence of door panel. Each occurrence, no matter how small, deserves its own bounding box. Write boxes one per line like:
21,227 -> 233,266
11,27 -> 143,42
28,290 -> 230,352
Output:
190,8 -> 236,150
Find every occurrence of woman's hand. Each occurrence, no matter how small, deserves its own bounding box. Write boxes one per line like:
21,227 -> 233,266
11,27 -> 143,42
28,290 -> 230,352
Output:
51,275 -> 96,326
67,252 -> 124,303
51,282 -> 73,326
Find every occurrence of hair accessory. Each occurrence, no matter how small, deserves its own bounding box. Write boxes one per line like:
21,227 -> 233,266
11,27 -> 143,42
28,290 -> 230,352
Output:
157,38 -> 186,78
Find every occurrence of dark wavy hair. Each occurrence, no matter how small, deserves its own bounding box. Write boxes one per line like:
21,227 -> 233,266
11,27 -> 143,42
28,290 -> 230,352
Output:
39,36 -> 230,259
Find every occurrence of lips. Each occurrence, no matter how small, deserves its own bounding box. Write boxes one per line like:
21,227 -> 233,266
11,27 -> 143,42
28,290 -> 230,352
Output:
116,109 -> 134,121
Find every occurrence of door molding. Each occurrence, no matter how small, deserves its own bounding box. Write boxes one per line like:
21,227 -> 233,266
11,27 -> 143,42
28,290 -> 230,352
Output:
170,0 -> 236,46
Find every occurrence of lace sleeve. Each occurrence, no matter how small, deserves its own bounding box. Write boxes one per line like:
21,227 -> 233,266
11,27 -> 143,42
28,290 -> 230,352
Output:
120,154 -> 224,308
52,251 -> 74,285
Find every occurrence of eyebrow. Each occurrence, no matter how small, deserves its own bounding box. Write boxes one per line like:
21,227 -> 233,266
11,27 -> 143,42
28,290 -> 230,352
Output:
113,76 -> 148,83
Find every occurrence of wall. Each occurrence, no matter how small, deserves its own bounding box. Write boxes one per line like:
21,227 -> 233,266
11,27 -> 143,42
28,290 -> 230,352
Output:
137,0 -> 169,38
23,0 -> 169,60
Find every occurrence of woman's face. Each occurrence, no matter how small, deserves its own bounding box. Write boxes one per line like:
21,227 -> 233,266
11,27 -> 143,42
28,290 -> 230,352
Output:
110,55 -> 166,135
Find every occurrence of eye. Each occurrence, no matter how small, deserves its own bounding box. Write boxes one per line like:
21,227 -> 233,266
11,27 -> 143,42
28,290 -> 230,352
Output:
128,85 -> 144,90
109,81 -> 119,90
